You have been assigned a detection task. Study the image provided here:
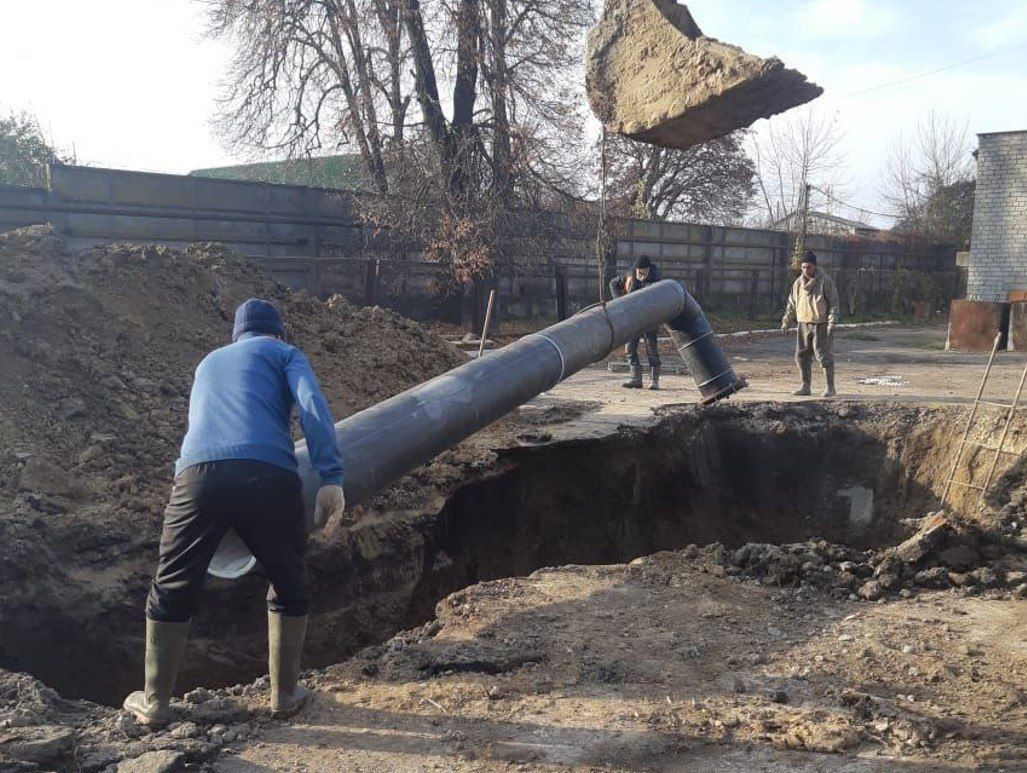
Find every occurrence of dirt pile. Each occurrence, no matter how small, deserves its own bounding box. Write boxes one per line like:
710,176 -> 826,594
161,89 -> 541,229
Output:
0,224 -> 466,521
725,512 -> 1027,601
0,224 -> 466,703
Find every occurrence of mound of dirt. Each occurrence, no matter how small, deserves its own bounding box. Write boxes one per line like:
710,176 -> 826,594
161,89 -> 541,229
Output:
0,225 -> 467,703
725,512 -> 1027,601
0,225 -> 466,521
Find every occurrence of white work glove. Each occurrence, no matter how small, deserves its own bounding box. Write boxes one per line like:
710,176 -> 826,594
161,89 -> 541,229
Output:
313,484 -> 345,530
781,321 -> 790,334
827,322 -> 836,337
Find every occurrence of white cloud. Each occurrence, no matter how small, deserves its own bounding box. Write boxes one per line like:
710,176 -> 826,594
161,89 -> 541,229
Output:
796,0 -> 903,41
972,3 -> 1027,50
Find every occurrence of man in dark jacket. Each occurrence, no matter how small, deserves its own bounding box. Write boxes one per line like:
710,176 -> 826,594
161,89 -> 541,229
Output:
609,255 -> 662,389
123,299 -> 345,727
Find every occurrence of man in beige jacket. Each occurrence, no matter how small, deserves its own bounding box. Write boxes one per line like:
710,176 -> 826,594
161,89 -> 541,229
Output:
781,251 -> 839,397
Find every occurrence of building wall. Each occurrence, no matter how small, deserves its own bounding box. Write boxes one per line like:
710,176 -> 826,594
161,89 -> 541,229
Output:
967,130 -> 1027,300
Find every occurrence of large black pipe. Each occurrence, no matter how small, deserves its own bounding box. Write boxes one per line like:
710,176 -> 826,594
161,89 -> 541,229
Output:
209,279 -> 744,577
665,292 -> 748,405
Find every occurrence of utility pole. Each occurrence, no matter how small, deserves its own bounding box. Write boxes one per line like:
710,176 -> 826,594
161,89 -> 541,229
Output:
792,182 -> 811,271
596,129 -> 610,302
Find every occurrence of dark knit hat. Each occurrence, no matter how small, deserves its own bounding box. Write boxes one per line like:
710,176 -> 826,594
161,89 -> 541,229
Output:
634,255 -> 652,269
232,298 -> 285,342
802,250 -> 818,265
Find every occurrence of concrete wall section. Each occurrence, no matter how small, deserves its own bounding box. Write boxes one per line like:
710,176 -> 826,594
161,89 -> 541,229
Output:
0,163 -> 959,321
967,130 -> 1027,301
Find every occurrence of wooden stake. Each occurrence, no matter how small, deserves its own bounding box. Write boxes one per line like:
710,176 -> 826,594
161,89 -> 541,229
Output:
478,289 -> 497,358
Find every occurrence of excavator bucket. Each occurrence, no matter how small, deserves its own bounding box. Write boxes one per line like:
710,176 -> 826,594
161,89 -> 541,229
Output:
586,0 -> 823,149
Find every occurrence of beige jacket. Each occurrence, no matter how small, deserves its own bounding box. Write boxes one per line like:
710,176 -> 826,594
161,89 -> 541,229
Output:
783,270 -> 839,325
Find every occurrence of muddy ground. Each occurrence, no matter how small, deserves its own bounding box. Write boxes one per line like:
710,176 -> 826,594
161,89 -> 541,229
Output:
2,397 -> 1026,772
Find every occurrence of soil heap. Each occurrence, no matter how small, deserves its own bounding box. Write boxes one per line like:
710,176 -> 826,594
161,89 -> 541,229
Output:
0,225 -> 466,703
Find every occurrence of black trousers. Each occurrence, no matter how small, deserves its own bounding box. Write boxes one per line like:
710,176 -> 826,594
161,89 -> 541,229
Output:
626,329 -> 661,368
146,459 -> 309,622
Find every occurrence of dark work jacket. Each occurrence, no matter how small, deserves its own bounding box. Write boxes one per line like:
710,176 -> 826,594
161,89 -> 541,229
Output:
609,264 -> 663,299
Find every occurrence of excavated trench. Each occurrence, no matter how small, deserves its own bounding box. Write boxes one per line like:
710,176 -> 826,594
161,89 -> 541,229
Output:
7,401 -> 1013,705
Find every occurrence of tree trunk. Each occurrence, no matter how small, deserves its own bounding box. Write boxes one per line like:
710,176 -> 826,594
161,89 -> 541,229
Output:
488,0 -> 512,202
401,0 -> 454,164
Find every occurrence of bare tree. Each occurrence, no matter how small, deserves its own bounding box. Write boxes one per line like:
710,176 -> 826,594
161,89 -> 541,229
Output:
748,107 -> 846,227
210,0 -> 415,196
883,111 -> 974,243
211,0 -> 593,277
604,131 -> 756,223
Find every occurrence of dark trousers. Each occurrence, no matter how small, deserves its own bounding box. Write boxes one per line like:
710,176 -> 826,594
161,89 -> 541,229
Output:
626,329 -> 661,368
795,321 -> 833,371
146,459 -> 309,622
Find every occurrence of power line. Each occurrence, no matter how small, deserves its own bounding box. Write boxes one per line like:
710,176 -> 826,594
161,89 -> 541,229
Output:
809,185 -> 898,221
832,42 -> 1027,102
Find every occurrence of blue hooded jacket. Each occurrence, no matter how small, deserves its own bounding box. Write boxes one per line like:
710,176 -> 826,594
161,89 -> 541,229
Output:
175,300 -> 343,485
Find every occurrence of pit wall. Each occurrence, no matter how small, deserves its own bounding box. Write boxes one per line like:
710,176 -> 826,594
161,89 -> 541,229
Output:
0,163 -> 957,323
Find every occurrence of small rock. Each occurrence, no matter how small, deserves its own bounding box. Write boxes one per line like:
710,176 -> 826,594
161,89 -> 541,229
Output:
1004,570 -> 1026,587
913,566 -> 951,589
118,750 -> 186,773
894,513 -> 951,564
857,580 -> 884,601
189,697 -> 249,724
948,571 -> 969,587
57,396 -> 87,420
967,567 -> 1000,588
184,687 -> 211,704
168,721 -> 199,739
717,672 -> 747,693
115,713 -> 143,737
1,725 -> 75,764
833,571 -> 857,589
1014,583 -> 1027,599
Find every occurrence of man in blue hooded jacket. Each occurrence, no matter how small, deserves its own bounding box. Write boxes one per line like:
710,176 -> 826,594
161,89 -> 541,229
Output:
123,298 -> 345,726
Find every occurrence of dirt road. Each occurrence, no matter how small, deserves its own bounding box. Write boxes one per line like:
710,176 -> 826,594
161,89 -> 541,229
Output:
566,322 -> 1027,412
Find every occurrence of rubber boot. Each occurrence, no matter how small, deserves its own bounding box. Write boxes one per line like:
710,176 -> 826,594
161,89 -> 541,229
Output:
793,359 -> 812,396
123,619 -> 190,727
269,611 -> 310,719
622,365 -> 642,389
822,364 -> 836,397
648,366 -> 661,391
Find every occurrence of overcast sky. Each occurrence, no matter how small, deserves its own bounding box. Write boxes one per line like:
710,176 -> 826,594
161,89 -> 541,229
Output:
2,0 -> 1026,220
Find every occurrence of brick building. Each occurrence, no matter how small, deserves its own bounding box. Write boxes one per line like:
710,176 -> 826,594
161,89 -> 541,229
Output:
966,130 -> 1027,300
